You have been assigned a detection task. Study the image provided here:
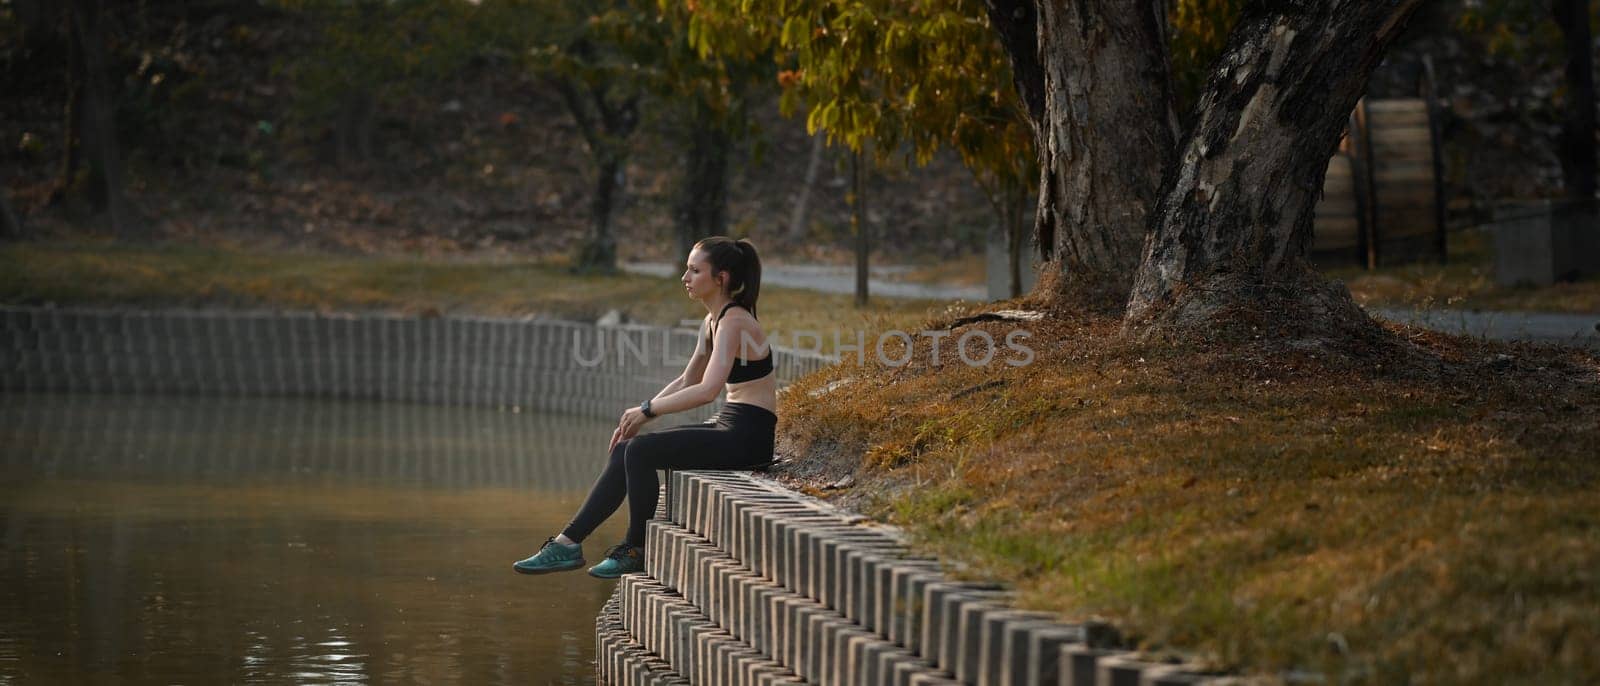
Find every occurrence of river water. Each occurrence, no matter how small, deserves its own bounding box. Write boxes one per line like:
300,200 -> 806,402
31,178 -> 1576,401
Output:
0,392 -> 630,685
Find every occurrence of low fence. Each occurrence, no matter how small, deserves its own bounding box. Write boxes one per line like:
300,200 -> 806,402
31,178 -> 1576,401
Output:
0,306 -> 837,419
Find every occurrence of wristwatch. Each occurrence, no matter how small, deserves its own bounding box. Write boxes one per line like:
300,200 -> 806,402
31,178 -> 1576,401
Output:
640,399 -> 656,418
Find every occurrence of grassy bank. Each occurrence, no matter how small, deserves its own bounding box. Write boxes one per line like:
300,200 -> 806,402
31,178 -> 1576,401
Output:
776,306 -> 1600,684
0,240 -> 943,353
1335,229 -> 1600,313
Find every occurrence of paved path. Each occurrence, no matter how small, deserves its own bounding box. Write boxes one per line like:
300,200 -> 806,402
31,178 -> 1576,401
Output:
626,262 -> 1600,348
623,261 -> 987,301
1370,307 -> 1600,349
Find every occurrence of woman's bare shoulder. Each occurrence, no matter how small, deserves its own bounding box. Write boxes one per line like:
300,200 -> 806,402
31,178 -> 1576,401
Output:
714,308 -> 762,336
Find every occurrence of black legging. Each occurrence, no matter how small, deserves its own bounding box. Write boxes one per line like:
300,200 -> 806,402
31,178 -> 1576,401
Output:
562,402 -> 776,548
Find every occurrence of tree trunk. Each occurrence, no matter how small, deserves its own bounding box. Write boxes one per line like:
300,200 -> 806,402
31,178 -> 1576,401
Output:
578,152 -> 623,273
67,0 -> 138,237
992,0 -> 1177,310
334,88 -> 377,168
1126,1 -> 1424,331
0,189 -> 26,241
851,149 -> 869,307
554,75 -> 639,274
1005,176 -> 1029,298
58,3 -> 86,204
1553,0 -> 1597,204
675,99 -> 733,259
786,133 -> 825,240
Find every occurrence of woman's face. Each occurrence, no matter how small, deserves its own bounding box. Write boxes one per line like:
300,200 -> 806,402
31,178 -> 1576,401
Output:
682,249 -> 720,301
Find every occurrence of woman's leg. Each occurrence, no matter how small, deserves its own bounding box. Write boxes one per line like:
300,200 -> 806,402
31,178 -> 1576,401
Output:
559,439 -> 630,544
619,425 -> 759,547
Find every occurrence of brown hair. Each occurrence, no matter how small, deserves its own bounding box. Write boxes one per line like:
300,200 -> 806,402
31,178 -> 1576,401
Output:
694,236 -> 762,318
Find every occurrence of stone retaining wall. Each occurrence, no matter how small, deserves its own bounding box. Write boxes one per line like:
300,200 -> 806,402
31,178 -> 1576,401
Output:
0,306 -> 834,418
597,470 -> 1238,686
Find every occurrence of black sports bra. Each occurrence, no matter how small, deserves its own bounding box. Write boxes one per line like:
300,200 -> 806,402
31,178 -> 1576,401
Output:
709,302 -> 774,384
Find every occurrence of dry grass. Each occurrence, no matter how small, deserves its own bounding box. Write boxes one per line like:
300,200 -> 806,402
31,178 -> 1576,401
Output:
900,253 -> 987,288
774,303 -> 1600,684
0,240 -> 939,354
1334,230 -> 1600,313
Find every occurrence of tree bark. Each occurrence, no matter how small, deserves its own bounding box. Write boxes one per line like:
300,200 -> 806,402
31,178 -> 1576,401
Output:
1553,0 -> 1597,204
66,0 -> 139,237
675,99 -> 733,259
994,0 -> 1177,310
1126,0 -> 1424,329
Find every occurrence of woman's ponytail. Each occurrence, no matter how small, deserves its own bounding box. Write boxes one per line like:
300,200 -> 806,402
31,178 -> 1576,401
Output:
735,239 -> 761,318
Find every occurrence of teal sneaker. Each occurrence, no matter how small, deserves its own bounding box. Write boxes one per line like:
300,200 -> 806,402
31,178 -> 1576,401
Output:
513,537 -> 585,575
586,543 -> 644,579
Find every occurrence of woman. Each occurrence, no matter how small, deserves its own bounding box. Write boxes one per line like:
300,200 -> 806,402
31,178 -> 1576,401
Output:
514,236 -> 778,579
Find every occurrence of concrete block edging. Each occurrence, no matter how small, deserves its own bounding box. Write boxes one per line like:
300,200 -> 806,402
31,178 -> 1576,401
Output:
598,469 -> 1229,685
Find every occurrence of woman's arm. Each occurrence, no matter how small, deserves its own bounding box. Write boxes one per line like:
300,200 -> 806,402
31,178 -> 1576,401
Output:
644,315 -> 742,415
609,316 -> 715,451
652,317 -> 711,401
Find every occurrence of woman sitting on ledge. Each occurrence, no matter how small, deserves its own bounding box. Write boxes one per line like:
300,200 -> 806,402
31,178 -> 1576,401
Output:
514,236 -> 778,579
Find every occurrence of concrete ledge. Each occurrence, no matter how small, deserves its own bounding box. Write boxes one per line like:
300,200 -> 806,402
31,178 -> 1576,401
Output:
602,469 -> 1230,685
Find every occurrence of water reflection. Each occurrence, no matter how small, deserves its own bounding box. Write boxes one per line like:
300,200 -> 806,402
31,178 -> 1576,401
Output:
0,392 -> 624,491
0,392 -> 632,685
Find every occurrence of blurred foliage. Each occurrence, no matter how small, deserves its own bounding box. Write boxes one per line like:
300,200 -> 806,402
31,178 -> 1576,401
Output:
1456,0 -> 1573,63
1169,0 -> 1244,115
269,0 -> 491,149
653,0 -> 1256,218
685,0 -> 1035,233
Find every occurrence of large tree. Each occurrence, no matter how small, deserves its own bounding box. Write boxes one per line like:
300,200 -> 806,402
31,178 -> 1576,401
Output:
1127,1 -> 1425,328
987,0 -> 1422,330
986,0 -> 1177,309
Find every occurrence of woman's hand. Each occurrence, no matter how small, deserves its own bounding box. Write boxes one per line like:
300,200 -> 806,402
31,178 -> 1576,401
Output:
609,406 -> 653,452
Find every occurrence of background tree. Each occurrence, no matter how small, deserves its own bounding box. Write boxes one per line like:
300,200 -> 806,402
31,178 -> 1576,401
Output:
0,189 -> 24,240
655,0 -> 774,261
1551,0 -> 1596,204
690,0 -> 1039,300
276,0 -> 483,167
1455,0 -> 1596,205
519,0 -> 668,274
59,0 -> 139,236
